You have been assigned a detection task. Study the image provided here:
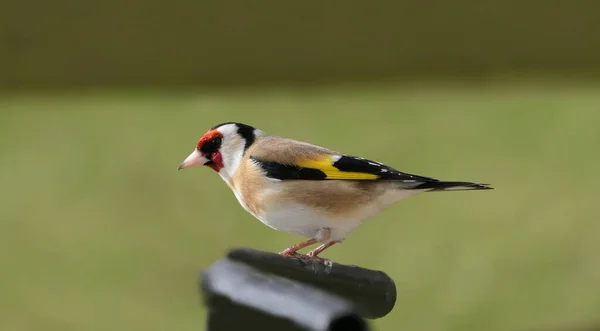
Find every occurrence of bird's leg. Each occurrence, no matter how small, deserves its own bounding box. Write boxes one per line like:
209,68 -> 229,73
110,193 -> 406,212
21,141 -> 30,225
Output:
307,240 -> 340,258
279,238 -> 318,256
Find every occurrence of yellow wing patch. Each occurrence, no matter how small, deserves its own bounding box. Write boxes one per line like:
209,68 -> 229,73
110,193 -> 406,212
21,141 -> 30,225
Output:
295,155 -> 378,180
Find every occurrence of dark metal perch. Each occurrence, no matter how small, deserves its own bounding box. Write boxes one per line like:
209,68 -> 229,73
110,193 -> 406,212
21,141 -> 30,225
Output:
200,248 -> 397,331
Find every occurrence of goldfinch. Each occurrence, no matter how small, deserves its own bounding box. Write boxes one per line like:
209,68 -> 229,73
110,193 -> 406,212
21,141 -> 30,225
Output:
178,122 -> 492,259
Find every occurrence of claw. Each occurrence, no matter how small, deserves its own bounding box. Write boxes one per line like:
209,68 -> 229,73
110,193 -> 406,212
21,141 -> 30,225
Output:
279,248 -> 297,257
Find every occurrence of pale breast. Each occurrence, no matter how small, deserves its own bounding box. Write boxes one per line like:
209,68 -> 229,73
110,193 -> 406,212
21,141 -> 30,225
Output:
229,156 -> 268,218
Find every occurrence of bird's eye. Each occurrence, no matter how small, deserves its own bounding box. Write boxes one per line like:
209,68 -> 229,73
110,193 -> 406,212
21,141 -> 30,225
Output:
199,135 -> 222,154
210,137 -> 222,147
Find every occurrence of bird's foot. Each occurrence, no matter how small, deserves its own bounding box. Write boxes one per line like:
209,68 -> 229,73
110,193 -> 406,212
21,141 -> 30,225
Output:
279,238 -> 318,257
279,250 -> 331,265
279,248 -> 300,257
297,252 -> 332,265
309,256 -> 332,265
305,252 -> 329,263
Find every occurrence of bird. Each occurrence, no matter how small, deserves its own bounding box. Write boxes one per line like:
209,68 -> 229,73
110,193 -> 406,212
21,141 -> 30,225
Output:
178,122 -> 492,260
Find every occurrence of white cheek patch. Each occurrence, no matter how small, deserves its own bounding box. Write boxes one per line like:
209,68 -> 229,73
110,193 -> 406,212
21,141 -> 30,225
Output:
218,134 -> 245,181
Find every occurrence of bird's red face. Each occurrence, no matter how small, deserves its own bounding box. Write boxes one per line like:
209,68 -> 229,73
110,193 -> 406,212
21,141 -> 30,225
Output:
178,129 -> 224,172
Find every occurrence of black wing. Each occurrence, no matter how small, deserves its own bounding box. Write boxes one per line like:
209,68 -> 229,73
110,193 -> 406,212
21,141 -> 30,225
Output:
250,154 -> 439,182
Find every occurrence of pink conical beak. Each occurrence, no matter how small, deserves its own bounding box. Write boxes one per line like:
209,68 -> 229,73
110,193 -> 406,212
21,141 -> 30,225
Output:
178,149 -> 209,170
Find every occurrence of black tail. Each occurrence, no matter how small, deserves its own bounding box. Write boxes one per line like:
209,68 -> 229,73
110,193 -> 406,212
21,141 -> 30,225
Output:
414,181 -> 493,192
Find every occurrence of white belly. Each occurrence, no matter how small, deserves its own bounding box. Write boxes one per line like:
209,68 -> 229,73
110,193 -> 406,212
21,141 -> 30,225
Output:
254,200 -> 386,242
229,179 -> 425,242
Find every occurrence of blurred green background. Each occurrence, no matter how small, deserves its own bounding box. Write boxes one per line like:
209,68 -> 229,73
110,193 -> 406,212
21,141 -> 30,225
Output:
1,2 -> 600,331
